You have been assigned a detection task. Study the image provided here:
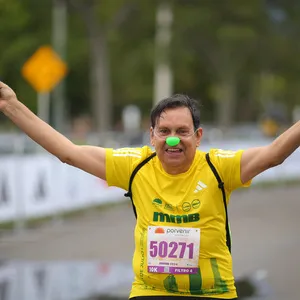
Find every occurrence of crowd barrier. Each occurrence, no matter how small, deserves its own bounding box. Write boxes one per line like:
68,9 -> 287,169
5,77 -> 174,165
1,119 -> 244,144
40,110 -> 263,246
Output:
0,261 -> 132,300
0,155 -> 125,223
0,142 -> 299,223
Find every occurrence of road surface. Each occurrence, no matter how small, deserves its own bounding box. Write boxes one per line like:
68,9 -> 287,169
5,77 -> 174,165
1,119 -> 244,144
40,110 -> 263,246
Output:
1,185 -> 300,299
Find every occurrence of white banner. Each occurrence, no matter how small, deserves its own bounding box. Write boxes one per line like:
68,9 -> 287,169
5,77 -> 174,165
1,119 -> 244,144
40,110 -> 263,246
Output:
22,155 -> 55,218
0,157 -> 17,222
0,263 -> 18,300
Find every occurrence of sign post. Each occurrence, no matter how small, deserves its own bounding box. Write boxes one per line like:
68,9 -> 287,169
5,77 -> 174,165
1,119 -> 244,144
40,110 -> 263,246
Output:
37,93 -> 51,124
20,46 -> 68,230
22,45 -> 68,123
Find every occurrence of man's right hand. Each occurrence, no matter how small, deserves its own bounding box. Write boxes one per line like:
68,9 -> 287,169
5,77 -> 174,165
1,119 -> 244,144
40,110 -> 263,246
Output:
0,81 -> 17,111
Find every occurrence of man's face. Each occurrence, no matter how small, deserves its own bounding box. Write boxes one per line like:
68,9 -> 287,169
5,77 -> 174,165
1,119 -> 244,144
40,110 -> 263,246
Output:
150,107 -> 202,174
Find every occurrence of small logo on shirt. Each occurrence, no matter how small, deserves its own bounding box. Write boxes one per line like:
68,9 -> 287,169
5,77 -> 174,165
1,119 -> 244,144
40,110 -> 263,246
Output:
152,198 -> 163,207
194,181 -> 207,193
182,202 -> 191,212
164,204 -> 175,211
191,199 -> 200,209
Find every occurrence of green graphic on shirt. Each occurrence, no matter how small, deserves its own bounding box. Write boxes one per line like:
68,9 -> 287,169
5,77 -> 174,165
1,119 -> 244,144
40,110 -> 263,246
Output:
153,212 -> 200,224
163,274 -> 178,293
210,258 -> 229,293
189,268 -> 203,295
139,229 -> 146,283
152,198 -> 163,207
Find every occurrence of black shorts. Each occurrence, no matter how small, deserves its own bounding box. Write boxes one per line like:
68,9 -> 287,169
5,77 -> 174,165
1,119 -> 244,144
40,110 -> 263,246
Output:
130,297 -> 237,300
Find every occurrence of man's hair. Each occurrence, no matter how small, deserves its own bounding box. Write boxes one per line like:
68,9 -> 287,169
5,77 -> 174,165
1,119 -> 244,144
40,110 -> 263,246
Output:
150,94 -> 201,130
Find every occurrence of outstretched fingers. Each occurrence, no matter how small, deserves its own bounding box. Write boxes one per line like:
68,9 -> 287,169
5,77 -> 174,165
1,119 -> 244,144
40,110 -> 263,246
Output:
0,81 -> 8,88
0,81 -> 7,92
0,82 -> 15,100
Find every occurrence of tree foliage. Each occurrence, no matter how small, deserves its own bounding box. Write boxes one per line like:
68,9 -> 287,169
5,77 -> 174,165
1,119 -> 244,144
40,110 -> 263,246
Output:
1,0 -> 300,130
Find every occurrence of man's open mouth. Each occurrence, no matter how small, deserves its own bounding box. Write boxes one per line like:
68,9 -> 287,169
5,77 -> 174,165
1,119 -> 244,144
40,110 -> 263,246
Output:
166,148 -> 183,153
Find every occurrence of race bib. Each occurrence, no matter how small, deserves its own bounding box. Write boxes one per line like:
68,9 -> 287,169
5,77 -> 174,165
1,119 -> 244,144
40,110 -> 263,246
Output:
147,226 -> 200,274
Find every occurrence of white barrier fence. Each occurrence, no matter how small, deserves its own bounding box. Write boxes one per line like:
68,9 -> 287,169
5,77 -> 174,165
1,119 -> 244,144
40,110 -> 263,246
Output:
0,155 -> 125,223
0,261 -> 133,300
0,144 -> 299,223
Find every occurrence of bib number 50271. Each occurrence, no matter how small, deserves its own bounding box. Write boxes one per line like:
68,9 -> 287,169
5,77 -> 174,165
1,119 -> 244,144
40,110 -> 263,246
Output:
149,241 -> 194,259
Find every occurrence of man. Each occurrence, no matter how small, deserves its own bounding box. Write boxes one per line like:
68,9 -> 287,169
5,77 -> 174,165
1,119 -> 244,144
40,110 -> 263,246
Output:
0,81 -> 299,299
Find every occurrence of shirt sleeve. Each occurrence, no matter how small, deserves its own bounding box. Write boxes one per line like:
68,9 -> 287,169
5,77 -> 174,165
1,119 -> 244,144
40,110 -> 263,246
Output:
105,147 -> 146,190
209,148 -> 251,192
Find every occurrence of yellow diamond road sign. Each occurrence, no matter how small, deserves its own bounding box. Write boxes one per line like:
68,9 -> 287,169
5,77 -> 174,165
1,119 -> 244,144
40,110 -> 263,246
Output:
22,46 -> 67,93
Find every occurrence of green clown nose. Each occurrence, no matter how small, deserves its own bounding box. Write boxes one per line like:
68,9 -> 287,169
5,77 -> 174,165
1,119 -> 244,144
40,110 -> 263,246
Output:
166,136 -> 180,147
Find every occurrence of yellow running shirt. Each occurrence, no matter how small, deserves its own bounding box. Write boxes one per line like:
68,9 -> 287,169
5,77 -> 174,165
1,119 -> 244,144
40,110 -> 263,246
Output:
105,146 -> 250,299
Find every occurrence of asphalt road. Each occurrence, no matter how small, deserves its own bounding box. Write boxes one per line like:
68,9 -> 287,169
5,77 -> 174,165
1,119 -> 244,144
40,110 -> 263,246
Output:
1,185 -> 300,299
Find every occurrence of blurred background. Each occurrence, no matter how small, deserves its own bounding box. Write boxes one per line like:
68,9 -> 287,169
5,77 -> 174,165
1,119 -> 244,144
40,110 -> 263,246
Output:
0,0 -> 300,299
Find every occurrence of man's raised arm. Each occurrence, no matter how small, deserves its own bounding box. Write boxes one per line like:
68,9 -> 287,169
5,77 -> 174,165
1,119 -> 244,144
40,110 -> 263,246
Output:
240,121 -> 300,184
0,81 -> 106,180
